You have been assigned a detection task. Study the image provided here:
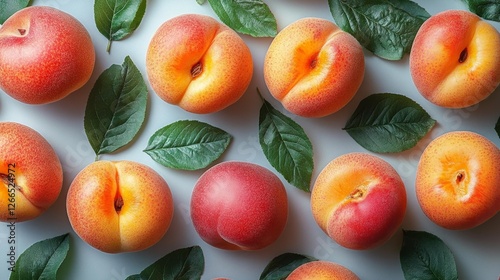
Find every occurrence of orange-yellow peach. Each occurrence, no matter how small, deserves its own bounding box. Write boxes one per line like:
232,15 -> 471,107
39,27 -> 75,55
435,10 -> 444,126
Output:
415,131 -> 500,230
410,10 -> 500,108
263,17 -> 365,118
311,153 -> 407,250
66,160 -> 174,253
287,260 -> 359,280
0,6 -> 95,104
0,122 -> 63,222
146,14 -> 253,114
190,161 -> 288,250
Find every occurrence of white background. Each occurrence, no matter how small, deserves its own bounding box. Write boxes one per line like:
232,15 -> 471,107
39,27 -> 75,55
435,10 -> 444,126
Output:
1,0 -> 499,279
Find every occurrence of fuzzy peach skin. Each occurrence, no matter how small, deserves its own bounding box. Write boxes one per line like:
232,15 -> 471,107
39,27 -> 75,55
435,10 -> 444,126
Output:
263,17 -> 365,118
0,6 -> 95,104
311,153 -> 407,250
410,10 -> 500,108
415,131 -> 500,230
0,122 -> 63,222
287,261 -> 359,280
66,160 -> 174,253
190,161 -> 288,250
146,14 -> 253,114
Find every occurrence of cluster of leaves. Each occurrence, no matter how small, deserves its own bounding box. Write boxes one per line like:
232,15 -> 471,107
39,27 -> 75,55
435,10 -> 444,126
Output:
13,230 -> 457,280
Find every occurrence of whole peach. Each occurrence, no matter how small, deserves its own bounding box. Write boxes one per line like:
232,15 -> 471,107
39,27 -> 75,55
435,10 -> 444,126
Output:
287,261 -> 359,280
415,131 -> 500,230
410,10 -> 500,108
0,6 -> 95,104
311,153 -> 407,250
0,122 -> 63,222
190,161 -> 288,250
146,14 -> 253,114
263,17 -> 364,118
66,160 -> 174,253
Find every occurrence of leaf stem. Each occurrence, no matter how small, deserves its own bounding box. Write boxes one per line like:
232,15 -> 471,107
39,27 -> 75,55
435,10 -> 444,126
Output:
106,40 -> 112,53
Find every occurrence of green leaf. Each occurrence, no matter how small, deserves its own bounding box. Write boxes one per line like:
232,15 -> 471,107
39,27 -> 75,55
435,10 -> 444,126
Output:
259,94 -> 314,192
10,233 -> 70,280
125,246 -> 204,280
196,0 -> 206,4
94,0 -> 147,52
328,0 -> 430,60
400,230 -> 458,280
496,116 -> 500,138
144,120 -> 232,170
84,56 -> 148,158
260,253 -> 317,280
343,93 -> 435,153
0,0 -> 30,24
207,0 -> 277,37
463,0 -> 500,21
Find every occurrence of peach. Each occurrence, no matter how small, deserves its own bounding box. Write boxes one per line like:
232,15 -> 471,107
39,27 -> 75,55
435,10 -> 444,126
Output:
66,160 -> 174,253
146,14 -> 253,114
263,17 -> 365,118
0,122 -> 63,222
287,260 -> 359,280
190,161 -> 288,250
311,153 -> 407,250
0,6 -> 95,104
415,131 -> 500,230
410,10 -> 500,108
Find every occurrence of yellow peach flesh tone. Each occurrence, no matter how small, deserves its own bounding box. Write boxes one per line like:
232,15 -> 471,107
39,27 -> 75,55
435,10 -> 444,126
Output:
415,131 -> 500,229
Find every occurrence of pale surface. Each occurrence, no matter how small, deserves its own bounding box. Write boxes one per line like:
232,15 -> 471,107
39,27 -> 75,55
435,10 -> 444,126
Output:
0,1 -> 499,279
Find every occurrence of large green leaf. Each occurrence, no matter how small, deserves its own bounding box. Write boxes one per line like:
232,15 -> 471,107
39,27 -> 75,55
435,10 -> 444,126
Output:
0,0 -> 30,24
344,93 -> 435,153
84,56 -> 148,158
125,246 -> 204,280
144,120 -> 232,170
10,233 -> 70,280
400,230 -> 458,280
259,95 -> 314,192
463,0 -> 500,21
94,0 -> 147,52
260,253 -> 317,280
328,0 -> 430,60
207,0 -> 277,37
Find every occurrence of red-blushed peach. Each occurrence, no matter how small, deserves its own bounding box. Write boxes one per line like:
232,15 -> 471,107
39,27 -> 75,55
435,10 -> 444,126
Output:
0,122 -> 63,222
287,261 -> 359,280
0,6 -> 95,104
410,10 -> 500,108
263,17 -> 365,118
190,161 -> 288,250
66,160 -> 174,253
311,153 -> 407,250
415,131 -> 500,230
146,14 -> 253,114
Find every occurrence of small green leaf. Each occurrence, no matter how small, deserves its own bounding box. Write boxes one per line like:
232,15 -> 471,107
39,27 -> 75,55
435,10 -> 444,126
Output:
94,0 -> 147,52
328,0 -> 430,60
496,116 -> 500,138
343,93 -> 435,153
0,0 -> 30,24
207,0 -> 277,37
10,233 -> 70,280
464,0 -> 500,21
259,93 -> 314,192
125,246 -> 204,280
400,230 -> 458,280
196,0 -> 206,4
84,56 -> 148,158
260,253 -> 317,280
144,120 -> 232,170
